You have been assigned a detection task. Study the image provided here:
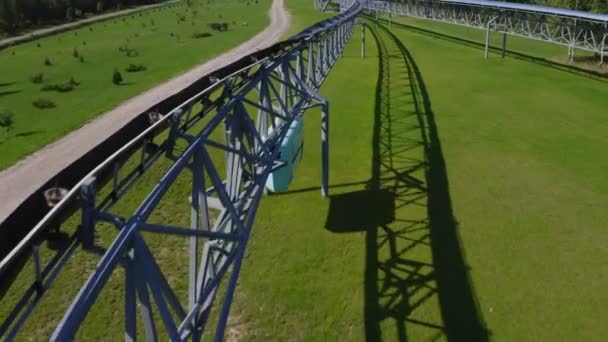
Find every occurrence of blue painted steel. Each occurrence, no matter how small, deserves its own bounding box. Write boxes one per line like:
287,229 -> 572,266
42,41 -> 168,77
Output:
3,0 -> 352,338
289,1 -> 363,41
266,116 -> 304,192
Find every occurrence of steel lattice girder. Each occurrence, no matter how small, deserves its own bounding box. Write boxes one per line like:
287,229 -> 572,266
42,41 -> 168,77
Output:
51,26 -> 350,340
0,2 -> 362,341
366,0 -> 608,56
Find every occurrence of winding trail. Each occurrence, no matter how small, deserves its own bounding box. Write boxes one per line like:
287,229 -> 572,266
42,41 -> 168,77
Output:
0,0 -> 291,223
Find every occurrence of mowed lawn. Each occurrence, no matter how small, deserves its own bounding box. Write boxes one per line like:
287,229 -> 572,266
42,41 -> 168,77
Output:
0,0 -> 270,170
2,1 -> 607,341
230,2 -> 608,341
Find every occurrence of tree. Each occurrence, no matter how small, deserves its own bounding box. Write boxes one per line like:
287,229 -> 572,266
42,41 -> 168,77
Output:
0,111 -> 15,137
112,69 -> 123,85
1,0 -> 18,34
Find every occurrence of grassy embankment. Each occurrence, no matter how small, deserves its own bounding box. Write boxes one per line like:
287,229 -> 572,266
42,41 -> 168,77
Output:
0,0 -> 270,170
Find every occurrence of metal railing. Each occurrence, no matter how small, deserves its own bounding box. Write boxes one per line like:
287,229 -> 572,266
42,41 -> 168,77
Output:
0,1 -> 362,340
2,0 -> 605,339
366,0 -> 607,62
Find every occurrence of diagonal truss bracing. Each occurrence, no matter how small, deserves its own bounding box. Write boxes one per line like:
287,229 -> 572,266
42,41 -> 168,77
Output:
0,1 -> 361,340
365,0 -> 608,62
2,0 -> 605,340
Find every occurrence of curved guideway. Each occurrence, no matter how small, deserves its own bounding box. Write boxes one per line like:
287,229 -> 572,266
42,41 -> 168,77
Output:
0,0 -> 291,224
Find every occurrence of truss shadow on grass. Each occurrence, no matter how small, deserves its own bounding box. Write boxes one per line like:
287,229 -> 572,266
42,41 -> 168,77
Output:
373,17 -> 608,84
326,189 -> 395,232
324,22 -> 490,341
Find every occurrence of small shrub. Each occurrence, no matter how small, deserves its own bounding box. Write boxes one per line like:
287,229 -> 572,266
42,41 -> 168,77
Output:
33,98 -> 56,109
73,48 -> 79,58
0,111 -> 14,134
113,69 -> 123,85
126,49 -> 139,57
209,22 -> 229,32
89,27 -> 93,32
42,83 -> 74,93
79,55 -> 85,63
119,44 -> 139,57
44,57 -> 52,66
126,64 -> 147,72
82,41 -> 87,46
37,43 -> 41,48
41,78 -> 79,93
192,31 -> 212,39
30,73 -> 45,84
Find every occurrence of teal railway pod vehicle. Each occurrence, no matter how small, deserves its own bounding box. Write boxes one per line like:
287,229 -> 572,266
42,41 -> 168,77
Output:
266,116 -> 304,192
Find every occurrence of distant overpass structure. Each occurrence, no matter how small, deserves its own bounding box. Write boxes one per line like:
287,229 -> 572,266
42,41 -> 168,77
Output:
367,0 -> 608,61
0,0 -> 605,341
321,0 -> 607,61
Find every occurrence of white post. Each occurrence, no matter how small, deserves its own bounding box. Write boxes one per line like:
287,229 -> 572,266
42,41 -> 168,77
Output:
361,24 -> 366,58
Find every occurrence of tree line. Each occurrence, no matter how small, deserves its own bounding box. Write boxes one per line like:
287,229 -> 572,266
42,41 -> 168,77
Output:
2,0 -> 607,36
1,0 -> 164,35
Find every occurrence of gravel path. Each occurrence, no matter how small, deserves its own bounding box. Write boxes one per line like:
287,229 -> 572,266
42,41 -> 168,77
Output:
0,0 -> 290,223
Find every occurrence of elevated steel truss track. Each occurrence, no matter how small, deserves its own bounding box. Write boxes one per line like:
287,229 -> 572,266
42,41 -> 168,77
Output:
0,2 -> 361,340
1,0 -> 605,340
365,0 -> 608,62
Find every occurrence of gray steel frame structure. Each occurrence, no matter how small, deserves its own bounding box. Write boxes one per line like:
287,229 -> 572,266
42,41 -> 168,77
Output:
365,0 -> 608,62
1,0 -> 606,340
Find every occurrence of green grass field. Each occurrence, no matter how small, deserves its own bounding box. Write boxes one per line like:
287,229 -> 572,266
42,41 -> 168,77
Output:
0,0 -> 270,170
2,0 -> 608,340
231,2 -> 608,341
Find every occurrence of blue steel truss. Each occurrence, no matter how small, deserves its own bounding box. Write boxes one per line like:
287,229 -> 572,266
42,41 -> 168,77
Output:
1,0 -> 606,340
0,2 -> 361,340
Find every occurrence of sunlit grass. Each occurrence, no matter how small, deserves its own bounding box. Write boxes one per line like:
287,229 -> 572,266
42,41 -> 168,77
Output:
0,0 -> 271,170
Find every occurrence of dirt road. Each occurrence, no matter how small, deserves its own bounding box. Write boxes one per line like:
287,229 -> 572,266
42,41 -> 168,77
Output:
0,0 -> 290,223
